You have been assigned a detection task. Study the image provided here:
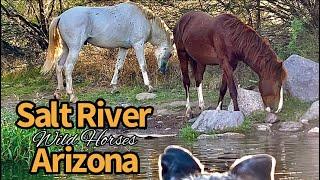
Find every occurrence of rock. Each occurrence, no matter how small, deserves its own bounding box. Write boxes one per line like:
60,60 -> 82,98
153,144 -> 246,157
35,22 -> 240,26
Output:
191,110 -> 244,132
308,127 -> 319,134
168,101 -> 186,107
118,102 -> 131,107
300,101 -> 319,121
175,116 -> 185,119
197,134 -> 216,140
265,113 -> 279,124
197,133 -> 245,140
278,121 -> 304,132
215,132 -> 245,138
156,109 -> 172,116
135,92 -> 157,101
156,109 -> 168,115
255,123 -> 272,132
300,119 -> 309,125
289,135 -> 298,138
283,55 -> 319,102
228,87 -> 264,116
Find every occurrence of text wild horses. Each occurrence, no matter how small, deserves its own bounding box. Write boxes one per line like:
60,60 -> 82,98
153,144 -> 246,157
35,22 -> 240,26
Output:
173,12 -> 287,117
42,2 -> 173,102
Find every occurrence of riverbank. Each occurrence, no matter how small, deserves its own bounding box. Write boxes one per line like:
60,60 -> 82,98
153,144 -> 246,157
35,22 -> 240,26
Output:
1,68 -> 318,164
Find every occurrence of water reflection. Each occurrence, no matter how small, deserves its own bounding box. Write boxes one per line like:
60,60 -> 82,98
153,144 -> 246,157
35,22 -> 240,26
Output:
2,133 -> 318,179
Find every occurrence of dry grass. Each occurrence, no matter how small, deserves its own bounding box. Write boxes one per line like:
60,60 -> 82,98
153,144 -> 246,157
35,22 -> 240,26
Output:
1,0 -> 264,90
73,44 -> 182,88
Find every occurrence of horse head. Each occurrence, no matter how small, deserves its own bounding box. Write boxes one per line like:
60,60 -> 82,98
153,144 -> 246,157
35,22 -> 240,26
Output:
155,43 -> 174,74
259,61 -> 287,113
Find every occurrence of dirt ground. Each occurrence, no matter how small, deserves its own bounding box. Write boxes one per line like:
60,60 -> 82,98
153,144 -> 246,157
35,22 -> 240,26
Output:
1,91 -> 208,135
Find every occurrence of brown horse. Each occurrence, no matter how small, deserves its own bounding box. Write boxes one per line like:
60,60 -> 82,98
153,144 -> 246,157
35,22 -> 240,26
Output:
173,12 -> 287,117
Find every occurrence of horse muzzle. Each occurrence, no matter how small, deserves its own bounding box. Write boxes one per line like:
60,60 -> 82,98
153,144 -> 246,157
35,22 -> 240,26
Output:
158,67 -> 167,74
159,63 -> 168,74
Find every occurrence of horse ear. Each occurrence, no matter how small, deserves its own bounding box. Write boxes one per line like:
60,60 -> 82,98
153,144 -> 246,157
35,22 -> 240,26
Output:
229,154 -> 276,180
159,146 -> 204,180
277,62 -> 283,71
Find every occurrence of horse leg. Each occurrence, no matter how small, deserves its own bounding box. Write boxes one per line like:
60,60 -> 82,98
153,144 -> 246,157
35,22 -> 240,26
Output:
217,62 -> 238,110
193,62 -> 206,111
133,42 -> 153,92
216,73 -> 227,110
222,61 -> 239,111
110,48 -> 129,93
177,50 -> 192,117
54,45 -> 68,99
64,47 -> 81,103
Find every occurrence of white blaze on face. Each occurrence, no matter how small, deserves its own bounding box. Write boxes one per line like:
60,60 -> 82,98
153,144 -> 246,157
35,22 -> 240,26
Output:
275,86 -> 283,113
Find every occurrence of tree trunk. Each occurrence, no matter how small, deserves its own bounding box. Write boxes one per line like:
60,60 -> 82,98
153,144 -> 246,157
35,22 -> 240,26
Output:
256,0 -> 261,32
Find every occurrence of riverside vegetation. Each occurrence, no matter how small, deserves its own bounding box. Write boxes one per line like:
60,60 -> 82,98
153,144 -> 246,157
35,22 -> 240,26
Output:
1,68 -> 312,163
1,0 -> 318,164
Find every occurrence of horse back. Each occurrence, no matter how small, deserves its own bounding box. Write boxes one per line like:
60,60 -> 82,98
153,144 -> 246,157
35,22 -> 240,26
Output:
174,11 -> 231,65
57,3 -> 151,48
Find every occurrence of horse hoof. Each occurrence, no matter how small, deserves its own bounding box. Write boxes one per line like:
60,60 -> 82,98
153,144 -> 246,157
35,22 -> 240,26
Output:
216,101 -> 222,111
53,92 -> 61,100
186,108 -> 192,118
199,104 -> 205,111
148,86 -> 154,93
111,86 -> 119,94
69,95 -> 78,103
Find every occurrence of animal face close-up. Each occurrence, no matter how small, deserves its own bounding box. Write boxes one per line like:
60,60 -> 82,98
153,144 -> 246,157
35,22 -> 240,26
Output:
259,79 -> 283,113
155,46 -> 172,74
159,145 -> 276,180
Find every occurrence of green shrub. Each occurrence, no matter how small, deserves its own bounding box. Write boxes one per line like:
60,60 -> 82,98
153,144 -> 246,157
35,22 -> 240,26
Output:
1,109 -> 86,164
276,18 -> 319,61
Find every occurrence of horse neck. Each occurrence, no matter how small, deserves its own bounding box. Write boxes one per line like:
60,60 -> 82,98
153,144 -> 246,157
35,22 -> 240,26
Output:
149,20 -> 171,47
240,44 -> 279,80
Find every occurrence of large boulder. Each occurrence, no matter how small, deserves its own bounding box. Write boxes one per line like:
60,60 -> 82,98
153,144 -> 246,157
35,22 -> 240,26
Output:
283,55 -> 319,102
191,110 -> 244,133
228,87 -> 265,116
300,100 -> 319,122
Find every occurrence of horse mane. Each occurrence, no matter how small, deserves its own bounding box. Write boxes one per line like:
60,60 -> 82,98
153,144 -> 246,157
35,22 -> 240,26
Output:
126,1 -> 173,45
222,14 -> 287,82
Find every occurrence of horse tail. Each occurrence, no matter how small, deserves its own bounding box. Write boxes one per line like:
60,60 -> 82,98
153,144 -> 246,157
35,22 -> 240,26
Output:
41,17 -> 62,74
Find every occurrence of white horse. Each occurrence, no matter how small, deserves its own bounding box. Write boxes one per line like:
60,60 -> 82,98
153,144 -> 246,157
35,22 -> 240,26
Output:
41,2 -> 173,102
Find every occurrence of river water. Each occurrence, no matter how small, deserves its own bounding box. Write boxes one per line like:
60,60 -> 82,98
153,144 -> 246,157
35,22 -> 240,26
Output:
2,132 -> 319,180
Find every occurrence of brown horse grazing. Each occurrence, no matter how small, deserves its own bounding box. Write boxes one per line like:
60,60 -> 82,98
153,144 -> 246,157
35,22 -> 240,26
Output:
173,12 -> 287,117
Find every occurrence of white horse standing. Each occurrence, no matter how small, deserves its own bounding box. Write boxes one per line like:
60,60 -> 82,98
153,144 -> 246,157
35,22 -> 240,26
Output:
41,2 -> 173,102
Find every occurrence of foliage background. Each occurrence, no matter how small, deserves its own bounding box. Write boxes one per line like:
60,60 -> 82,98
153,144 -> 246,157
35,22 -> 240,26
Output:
1,0 -> 319,88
